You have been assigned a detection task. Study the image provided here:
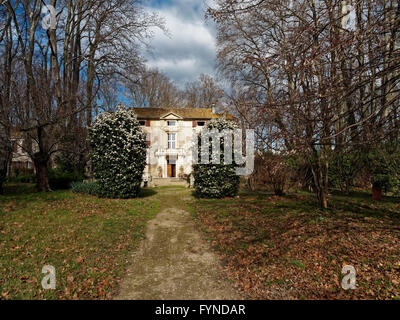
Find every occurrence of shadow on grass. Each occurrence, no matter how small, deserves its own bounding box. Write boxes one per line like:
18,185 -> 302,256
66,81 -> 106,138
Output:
138,188 -> 158,198
1,183 -> 158,200
330,189 -> 400,202
0,183 -> 75,208
190,190 -> 240,200
1,183 -> 37,196
191,190 -> 201,199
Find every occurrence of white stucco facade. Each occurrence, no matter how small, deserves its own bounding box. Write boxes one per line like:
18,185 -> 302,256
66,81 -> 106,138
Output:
141,113 -> 205,180
135,108 -> 235,182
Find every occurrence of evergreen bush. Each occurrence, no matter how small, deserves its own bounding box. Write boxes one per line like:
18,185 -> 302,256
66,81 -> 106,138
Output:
89,105 -> 147,198
193,118 -> 240,198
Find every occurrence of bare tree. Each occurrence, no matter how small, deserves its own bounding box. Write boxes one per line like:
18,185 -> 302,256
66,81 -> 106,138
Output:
0,4 -> 15,193
126,67 -> 184,108
3,0 -> 163,191
209,0 -> 400,208
183,74 -> 224,109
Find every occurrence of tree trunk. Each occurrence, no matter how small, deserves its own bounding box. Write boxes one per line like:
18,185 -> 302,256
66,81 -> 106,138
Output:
317,187 -> 328,209
33,152 -> 51,192
311,148 -> 329,209
345,178 -> 351,195
0,153 -> 10,195
0,172 -> 4,195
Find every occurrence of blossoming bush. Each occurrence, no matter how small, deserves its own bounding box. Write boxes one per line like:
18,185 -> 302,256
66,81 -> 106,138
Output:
193,118 -> 240,198
89,105 -> 147,198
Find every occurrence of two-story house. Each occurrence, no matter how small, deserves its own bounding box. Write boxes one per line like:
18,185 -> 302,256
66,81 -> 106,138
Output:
133,107 -> 235,182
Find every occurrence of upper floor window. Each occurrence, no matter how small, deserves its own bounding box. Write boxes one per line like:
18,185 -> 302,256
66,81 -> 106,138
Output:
168,133 -> 176,149
167,120 -> 176,126
193,121 -> 206,127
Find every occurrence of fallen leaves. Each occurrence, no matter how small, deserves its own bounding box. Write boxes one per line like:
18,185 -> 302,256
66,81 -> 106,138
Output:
194,192 -> 400,300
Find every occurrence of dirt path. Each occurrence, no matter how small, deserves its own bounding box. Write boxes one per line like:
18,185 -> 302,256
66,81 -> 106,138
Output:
115,187 -> 240,300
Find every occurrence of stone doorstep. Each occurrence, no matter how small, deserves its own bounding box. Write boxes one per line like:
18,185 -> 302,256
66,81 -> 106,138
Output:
150,178 -> 188,187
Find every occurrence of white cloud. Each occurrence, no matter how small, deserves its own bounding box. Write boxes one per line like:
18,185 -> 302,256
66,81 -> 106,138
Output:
143,0 -> 217,87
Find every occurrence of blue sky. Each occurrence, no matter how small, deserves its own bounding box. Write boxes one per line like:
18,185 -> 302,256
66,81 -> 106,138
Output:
143,0 -> 217,87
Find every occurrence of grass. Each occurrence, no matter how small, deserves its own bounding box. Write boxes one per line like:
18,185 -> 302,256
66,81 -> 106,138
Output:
0,183 -> 160,300
3,183 -> 399,300
191,190 -> 400,300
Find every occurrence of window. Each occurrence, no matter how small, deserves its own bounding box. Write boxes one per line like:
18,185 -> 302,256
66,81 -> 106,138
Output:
167,120 -> 176,126
197,121 -> 205,127
168,133 -> 176,149
139,120 -> 146,126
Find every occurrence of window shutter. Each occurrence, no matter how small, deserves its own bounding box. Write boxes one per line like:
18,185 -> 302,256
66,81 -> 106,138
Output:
146,133 -> 151,147
192,121 -> 197,127
13,141 -> 18,153
146,120 -> 151,127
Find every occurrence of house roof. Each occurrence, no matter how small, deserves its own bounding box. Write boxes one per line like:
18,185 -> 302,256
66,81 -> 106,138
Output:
131,107 -> 236,121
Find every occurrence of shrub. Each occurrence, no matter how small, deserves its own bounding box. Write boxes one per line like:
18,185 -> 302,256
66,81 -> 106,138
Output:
71,181 -> 101,196
9,173 -> 36,184
54,151 -> 86,177
367,146 -> 400,195
15,174 -> 36,183
49,169 -> 85,190
327,150 -> 364,194
249,153 -> 292,195
193,118 -> 240,198
11,167 -> 35,177
7,168 -> 36,184
6,168 -> 84,189
89,105 -> 147,198
193,163 -> 239,198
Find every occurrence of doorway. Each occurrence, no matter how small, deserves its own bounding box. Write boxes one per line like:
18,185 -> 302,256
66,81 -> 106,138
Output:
166,156 -> 176,178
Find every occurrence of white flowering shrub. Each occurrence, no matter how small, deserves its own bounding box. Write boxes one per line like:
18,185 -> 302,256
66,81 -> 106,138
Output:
193,118 -> 240,198
89,105 -> 147,198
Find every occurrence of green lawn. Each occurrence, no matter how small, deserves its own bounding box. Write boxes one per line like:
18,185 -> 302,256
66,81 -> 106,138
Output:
2,183 -> 399,300
0,184 -> 159,299
190,190 -> 400,300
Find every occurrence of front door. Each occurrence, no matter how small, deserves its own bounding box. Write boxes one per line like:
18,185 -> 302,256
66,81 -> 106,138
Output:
166,156 -> 176,178
167,164 -> 176,177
